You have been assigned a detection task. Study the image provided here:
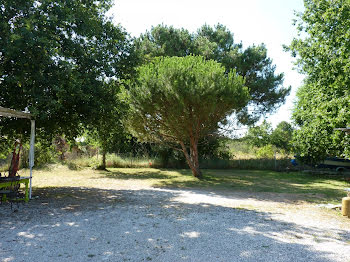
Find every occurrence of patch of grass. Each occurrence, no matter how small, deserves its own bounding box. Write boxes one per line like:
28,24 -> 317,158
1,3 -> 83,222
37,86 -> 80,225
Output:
30,165 -> 349,204
104,168 -> 349,203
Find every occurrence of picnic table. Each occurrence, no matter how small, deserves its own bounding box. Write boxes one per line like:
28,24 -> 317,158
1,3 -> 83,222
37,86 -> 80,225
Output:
0,176 -> 30,203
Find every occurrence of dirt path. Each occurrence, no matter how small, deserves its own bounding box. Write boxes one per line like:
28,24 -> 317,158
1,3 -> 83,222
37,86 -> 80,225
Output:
0,184 -> 349,262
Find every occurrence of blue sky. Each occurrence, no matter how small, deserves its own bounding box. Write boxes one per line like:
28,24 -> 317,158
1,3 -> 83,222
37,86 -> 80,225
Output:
109,0 -> 305,128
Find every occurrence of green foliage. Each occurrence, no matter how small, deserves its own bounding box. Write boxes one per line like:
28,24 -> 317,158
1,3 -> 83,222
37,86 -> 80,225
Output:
0,0 -> 137,142
292,83 -> 348,164
126,55 -> 249,176
270,121 -> 294,152
31,141 -> 57,167
245,121 -> 272,148
244,121 -> 293,153
227,139 -> 253,156
136,24 -> 291,125
287,0 -> 350,163
14,139 -> 57,168
126,55 -> 248,143
256,144 -> 275,159
154,137 -> 234,167
201,138 -> 234,160
0,137 -> 12,159
83,80 -> 136,168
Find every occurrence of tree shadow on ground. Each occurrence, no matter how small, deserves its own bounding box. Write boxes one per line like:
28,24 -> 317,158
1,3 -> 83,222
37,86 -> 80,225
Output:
0,186 -> 349,262
99,168 -> 349,203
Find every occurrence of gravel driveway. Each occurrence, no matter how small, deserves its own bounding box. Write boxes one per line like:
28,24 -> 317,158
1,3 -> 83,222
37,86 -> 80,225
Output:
1,187 -> 350,262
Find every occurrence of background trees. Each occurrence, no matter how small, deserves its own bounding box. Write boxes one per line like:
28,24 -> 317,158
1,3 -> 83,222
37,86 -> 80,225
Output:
270,121 -> 294,153
0,2 -> 294,171
245,121 -> 294,157
0,0 -> 137,142
287,0 -> 350,163
126,56 -> 249,177
245,121 -> 273,149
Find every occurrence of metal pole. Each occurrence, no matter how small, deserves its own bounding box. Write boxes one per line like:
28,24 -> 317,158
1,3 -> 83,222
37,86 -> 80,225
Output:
29,120 -> 35,199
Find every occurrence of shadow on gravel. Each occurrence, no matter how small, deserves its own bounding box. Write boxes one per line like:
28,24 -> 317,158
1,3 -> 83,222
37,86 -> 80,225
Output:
0,186 -> 349,262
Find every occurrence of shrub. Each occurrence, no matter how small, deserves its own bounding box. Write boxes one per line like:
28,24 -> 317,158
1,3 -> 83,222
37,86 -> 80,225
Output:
256,144 -> 275,159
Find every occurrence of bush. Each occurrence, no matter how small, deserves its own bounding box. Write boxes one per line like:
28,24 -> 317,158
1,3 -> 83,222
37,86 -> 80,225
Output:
256,145 -> 275,159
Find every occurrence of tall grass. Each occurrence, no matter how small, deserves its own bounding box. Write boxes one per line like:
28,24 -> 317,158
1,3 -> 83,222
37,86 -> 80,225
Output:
64,153 -> 292,171
199,158 -> 291,170
67,154 -> 162,169
1,149 -> 292,172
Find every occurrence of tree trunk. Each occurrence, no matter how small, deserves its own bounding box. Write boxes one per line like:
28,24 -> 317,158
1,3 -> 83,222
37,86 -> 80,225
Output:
179,141 -> 202,178
101,151 -> 106,170
190,139 -> 202,178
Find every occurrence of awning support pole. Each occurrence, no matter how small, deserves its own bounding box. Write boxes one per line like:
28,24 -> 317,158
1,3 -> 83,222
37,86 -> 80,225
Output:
28,120 -> 35,199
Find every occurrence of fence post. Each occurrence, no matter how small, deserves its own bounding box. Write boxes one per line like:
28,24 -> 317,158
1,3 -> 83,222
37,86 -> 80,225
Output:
274,150 -> 277,170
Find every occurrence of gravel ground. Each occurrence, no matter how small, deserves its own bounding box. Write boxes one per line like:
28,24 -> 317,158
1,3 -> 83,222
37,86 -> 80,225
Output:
0,187 -> 350,262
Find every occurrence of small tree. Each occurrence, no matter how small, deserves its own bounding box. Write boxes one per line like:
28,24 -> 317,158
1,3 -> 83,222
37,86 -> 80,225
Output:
126,56 -> 249,178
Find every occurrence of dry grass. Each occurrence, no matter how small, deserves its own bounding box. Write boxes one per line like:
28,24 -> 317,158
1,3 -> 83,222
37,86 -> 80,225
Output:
31,165 -> 155,190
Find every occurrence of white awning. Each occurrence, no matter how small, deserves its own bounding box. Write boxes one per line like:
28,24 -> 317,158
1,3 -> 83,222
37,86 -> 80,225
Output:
0,106 -> 32,119
335,127 -> 350,134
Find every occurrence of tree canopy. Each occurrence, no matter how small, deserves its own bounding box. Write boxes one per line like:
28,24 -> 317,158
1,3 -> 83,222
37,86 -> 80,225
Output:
245,121 -> 293,153
287,0 -> 350,163
126,56 -> 249,177
270,121 -> 294,153
245,121 -> 273,148
0,0 -> 137,141
136,24 -> 290,125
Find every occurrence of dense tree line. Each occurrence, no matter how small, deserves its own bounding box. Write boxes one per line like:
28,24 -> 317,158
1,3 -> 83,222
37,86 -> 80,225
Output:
287,0 -> 350,164
1,1 -> 291,175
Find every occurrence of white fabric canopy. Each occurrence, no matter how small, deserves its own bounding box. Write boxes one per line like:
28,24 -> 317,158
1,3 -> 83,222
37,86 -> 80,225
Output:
335,127 -> 350,134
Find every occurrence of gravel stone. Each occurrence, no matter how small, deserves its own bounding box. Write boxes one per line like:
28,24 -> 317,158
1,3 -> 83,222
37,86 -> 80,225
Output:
1,187 -> 349,262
